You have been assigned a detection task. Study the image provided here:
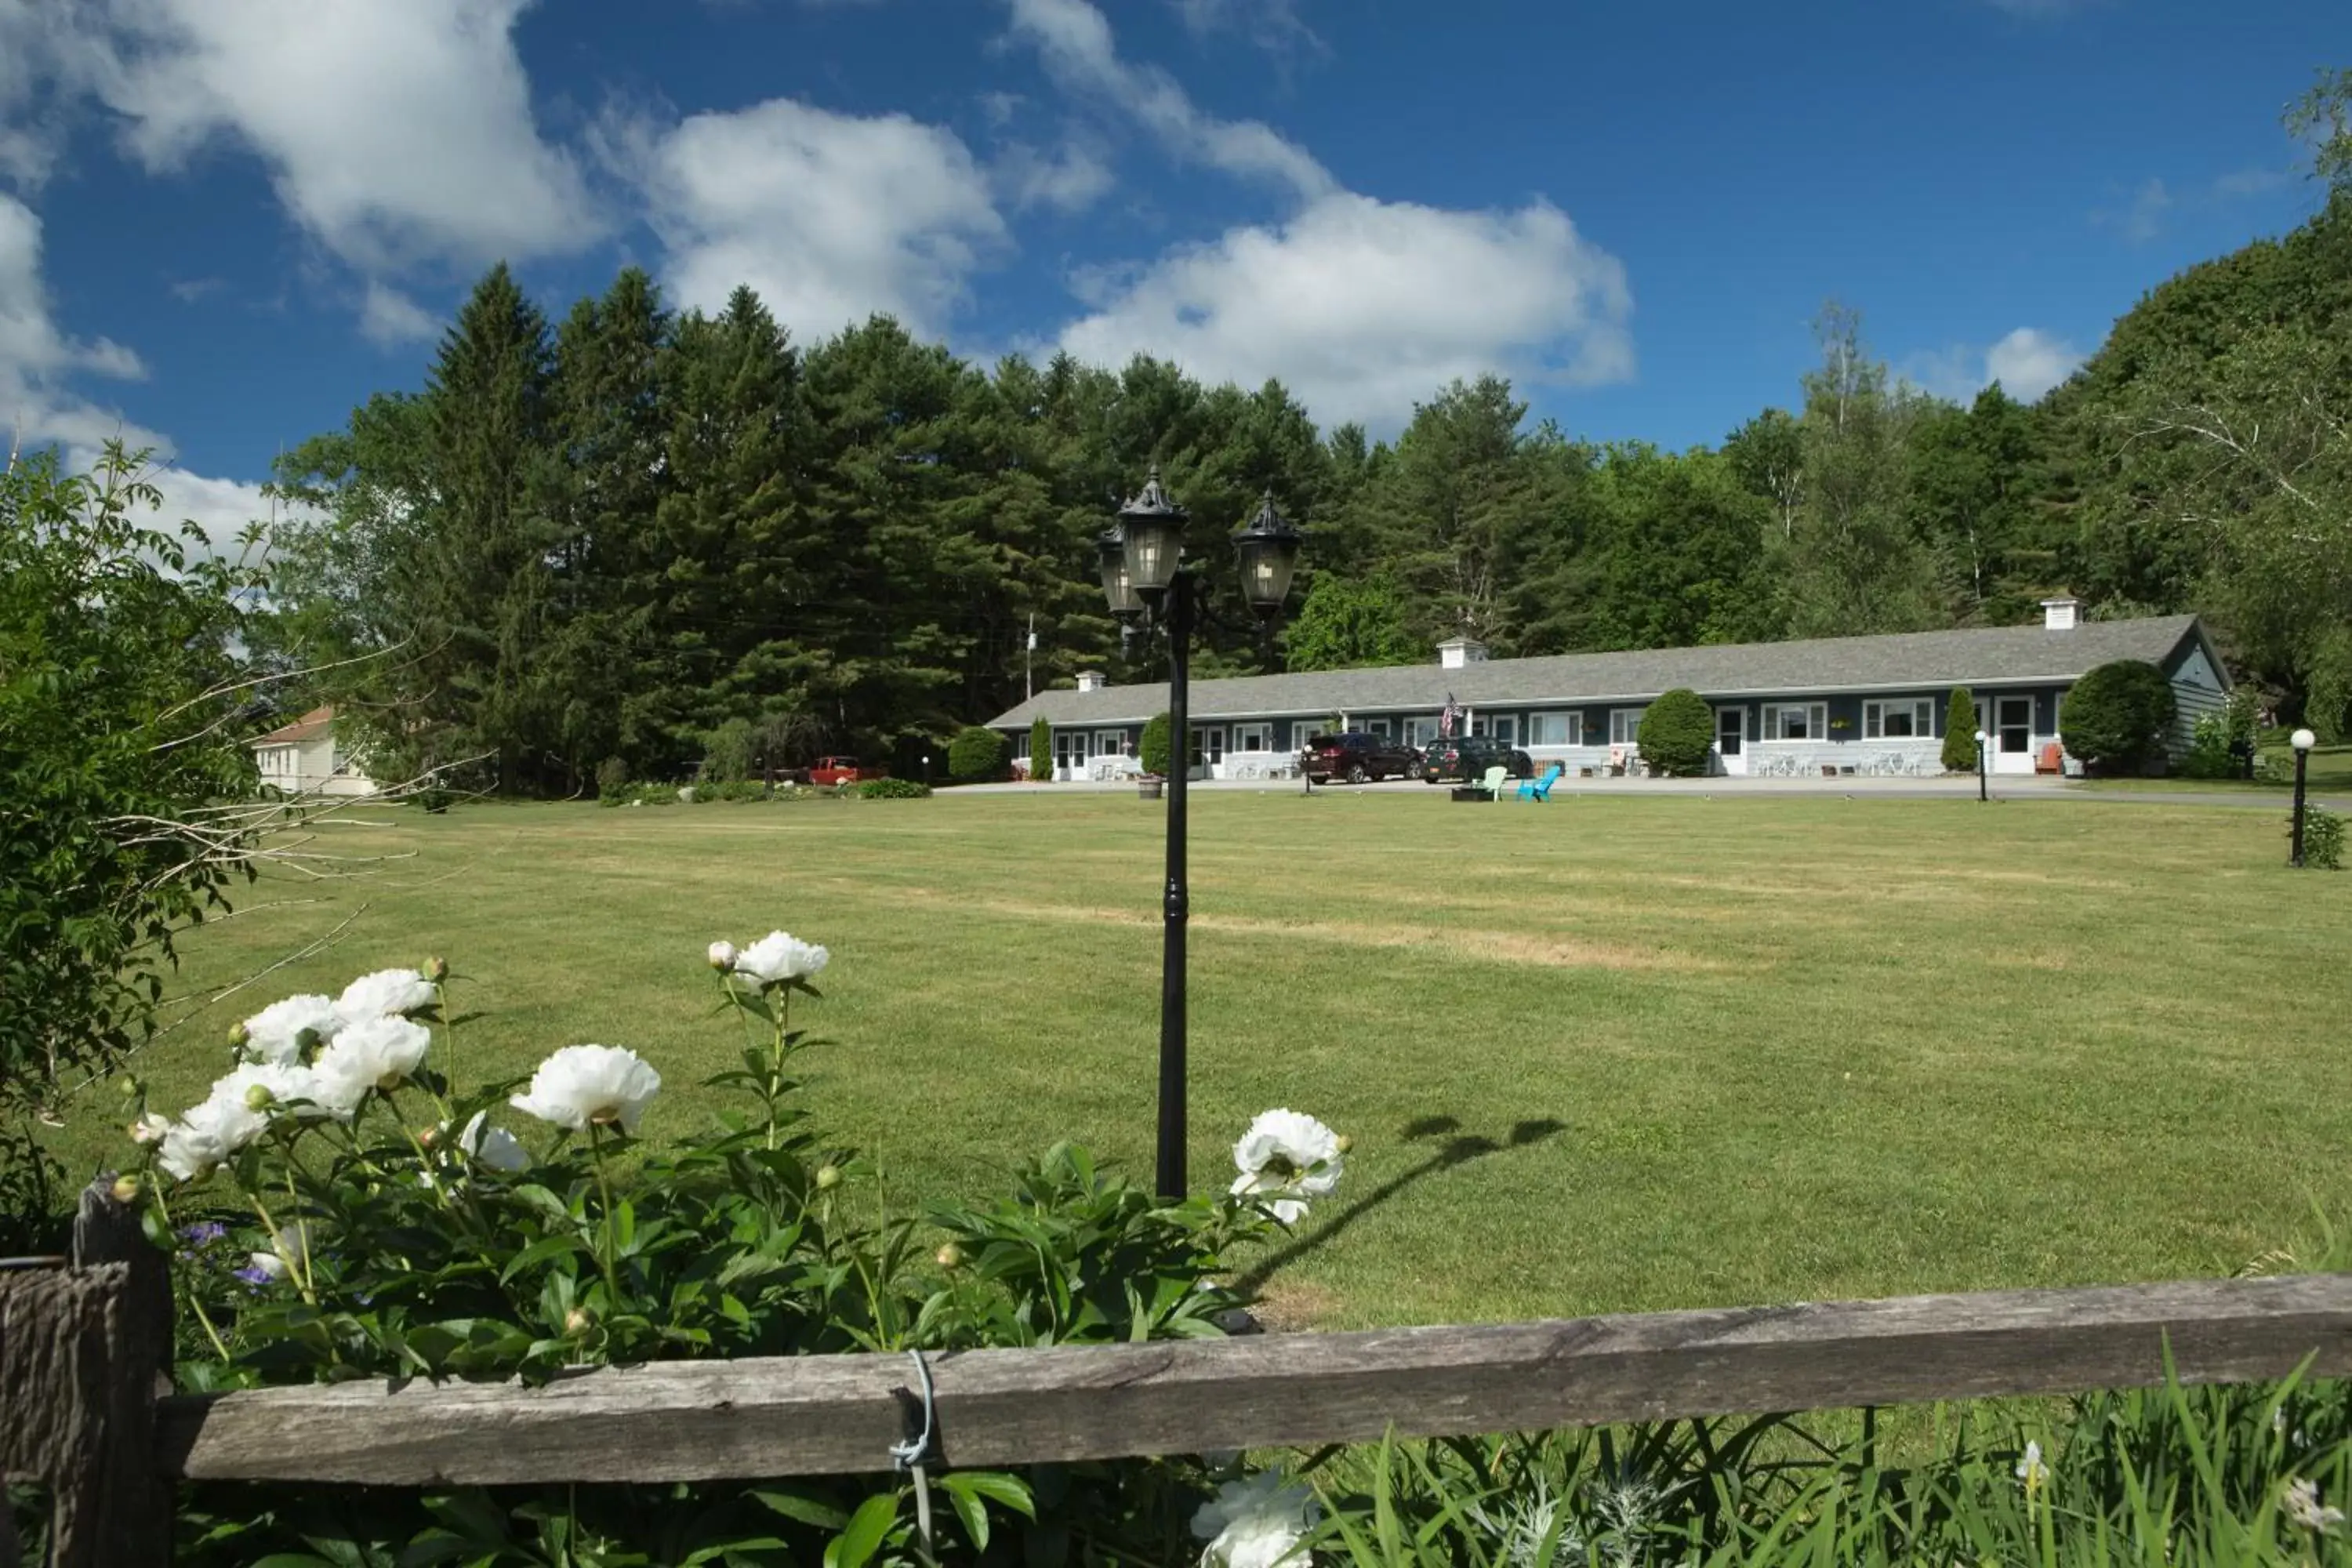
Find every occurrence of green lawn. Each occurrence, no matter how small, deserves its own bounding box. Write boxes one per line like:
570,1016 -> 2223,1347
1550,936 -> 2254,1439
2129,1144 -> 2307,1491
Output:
60,789 -> 2352,1331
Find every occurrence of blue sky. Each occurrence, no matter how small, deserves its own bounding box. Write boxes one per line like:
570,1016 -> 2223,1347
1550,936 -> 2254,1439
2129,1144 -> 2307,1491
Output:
0,0 -> 2336,535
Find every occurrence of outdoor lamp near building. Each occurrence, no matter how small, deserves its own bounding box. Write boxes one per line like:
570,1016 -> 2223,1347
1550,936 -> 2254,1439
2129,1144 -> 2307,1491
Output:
1101,468 -> 1304,1199
1974,728 -> 1990,803
2291,727 -> 2318,866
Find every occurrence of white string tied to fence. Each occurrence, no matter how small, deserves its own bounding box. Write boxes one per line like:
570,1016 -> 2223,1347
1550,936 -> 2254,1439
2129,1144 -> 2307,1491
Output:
889,1348 -> 938,1553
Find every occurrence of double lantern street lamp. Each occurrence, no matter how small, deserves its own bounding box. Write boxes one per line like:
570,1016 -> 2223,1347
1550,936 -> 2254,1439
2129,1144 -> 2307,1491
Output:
1096,468 -> 1304,1200
2290,727 -> 2318,867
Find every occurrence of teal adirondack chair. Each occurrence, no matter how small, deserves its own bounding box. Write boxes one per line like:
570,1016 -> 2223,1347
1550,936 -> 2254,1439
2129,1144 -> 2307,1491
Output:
1515,764 -> 1563,802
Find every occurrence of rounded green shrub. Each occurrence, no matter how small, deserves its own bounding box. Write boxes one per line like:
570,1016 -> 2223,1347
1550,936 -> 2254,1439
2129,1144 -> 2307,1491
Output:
1139,711 -> 1173,776
855,776 -> 931,799
1028,714 -> 1051,780
1940,688 -> 1979,773
2060,660 -> 2176,775
1637,688 -> 1715,776
947,724 -> 1009,782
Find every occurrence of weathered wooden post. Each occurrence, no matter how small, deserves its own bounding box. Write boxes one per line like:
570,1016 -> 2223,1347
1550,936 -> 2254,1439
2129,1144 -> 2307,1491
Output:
0,1178 -> 175,1567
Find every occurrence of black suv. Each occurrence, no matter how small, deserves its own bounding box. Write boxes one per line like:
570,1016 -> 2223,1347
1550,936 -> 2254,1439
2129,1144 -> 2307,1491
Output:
1300,731 -> 1421,784
1419,735 -> 1534,783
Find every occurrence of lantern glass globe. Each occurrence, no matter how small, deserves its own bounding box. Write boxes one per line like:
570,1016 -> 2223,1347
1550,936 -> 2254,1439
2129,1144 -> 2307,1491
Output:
2292,728 -> 2318,753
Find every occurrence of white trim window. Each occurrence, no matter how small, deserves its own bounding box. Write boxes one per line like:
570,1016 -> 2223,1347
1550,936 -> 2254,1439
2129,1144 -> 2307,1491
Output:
1231,722 -> 1272,753
1609,707 -> 1649,746
1526,711 -> 1582,746
1403,715 -> 1440,748
1760,702 -> 1828,741
1365,717 -> 1392,739
1094,729 -> 1130,760
1862,699 -> 1934,739
1472,714 -> 1516,743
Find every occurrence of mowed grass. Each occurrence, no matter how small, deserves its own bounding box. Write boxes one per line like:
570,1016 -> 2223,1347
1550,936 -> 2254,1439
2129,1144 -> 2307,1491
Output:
57,789 -> 2352,1330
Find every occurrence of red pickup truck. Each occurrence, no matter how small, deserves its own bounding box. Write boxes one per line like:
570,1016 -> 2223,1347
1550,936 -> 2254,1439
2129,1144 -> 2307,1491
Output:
805,756 -> 884,786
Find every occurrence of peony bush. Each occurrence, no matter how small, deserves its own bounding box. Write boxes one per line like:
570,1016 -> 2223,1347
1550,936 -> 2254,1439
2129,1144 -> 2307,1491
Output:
117,931 -> 1347,1564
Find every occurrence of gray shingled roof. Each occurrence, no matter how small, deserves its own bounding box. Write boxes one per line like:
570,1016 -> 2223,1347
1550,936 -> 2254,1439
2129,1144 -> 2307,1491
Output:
987,615 -> 2213,728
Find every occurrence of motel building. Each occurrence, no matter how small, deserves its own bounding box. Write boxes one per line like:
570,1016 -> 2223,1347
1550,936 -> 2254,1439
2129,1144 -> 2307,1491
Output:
988,599 -> 2229,783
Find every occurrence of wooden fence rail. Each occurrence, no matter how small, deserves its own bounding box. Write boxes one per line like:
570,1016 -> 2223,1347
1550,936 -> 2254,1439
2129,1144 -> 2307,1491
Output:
158,1272 -> 2352,1484
7,1256 -> 2352,1564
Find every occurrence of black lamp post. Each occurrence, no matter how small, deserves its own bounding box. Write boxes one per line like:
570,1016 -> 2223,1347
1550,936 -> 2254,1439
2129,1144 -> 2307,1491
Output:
2290,726 -> 2317,866
1102,471 -> 1302,1198
1974,728 -> 1990,802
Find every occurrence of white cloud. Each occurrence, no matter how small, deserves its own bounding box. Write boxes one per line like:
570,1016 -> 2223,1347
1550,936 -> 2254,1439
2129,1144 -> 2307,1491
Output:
1057,191 -> 1632,430
1008,0 -> 1332,200
1169,0 -> 1322,56
996,135 -> 1116,212
1984,327 -> 2082,401
2092,176 -> 2173,243
612,97 -> 1006,337
0,192 -> 270,550
358,281 -> 441,347
1905,327 -> 2083,405
1018,0 -> 1632,429
82,0 -> 601,272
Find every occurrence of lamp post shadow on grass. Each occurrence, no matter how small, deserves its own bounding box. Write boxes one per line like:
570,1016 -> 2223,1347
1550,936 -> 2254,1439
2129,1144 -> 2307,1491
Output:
1229,1114 -> 1567,1300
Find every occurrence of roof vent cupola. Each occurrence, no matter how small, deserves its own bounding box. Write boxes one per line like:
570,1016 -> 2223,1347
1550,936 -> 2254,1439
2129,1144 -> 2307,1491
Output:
1075,670 -> 1107,692
1436,637 -> 1489,670
2041,596 -> 2079,631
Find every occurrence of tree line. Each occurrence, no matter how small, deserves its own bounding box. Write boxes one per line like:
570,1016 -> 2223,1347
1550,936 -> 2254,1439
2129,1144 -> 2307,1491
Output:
263,73 -> 2352,790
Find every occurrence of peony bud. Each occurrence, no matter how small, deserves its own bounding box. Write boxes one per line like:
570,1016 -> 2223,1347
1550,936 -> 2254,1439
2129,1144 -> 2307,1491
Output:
935,1243 -> 965,1272
116,1075 -> 140,1098
814,1163 -> 842,1191
244,1083 -> 277,1111
110,1174 -> 141,1204
707,940 -> 738,972
130,1112 -> 170,1146
564,1307 -> 592,1336
423,956 -> 449,983
417,1124 -> 439,1149
227,1021 -> 249,1051
1334,1134 -> 1354,1156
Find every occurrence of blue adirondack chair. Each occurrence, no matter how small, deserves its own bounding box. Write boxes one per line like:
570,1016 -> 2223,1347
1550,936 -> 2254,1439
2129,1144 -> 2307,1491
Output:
1515,764 -> 1563,802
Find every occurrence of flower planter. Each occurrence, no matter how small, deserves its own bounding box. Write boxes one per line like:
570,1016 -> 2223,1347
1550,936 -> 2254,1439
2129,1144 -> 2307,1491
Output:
1450,786 -> 1492,802
1138,778 -> 1163,800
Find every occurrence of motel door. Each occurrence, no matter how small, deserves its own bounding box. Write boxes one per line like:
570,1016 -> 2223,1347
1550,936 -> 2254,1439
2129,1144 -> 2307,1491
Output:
1993,695 -> 2034,775
1714,707 -> 1746,775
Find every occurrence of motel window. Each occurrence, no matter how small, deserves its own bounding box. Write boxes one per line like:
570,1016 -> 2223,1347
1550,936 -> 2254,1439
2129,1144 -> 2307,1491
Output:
1610,707 -> 1649,746
1403,715 -> 1440,748
1526,711 -> 1582,746
1863,699 -> 1934,739
1095,729 -> 1129,759
1291,720 -> 1327,750
1761,702 -> 1828,741
1472,714 -> 1515,743
1365,717 -> 1392,739
1232,722 -> 1272,753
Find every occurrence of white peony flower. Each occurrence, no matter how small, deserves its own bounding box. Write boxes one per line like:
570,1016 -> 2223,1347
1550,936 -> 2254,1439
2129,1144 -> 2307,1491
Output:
2285,1478 -> 2345,1532
155,1068 -> 299,1181
211,1060 -> 328,1120
248,1221 -> 316,1283
456,1110 -> 530,1173
310,1014 -> 432,1114
332,967 -> 437,1029
707,940 -> 737,971
731,931 -> 829,989
130,1111 -> 172,1145
509,1044 -> 662,1134
237,993 -> 339,1065
1229,1109 -> 1344,1225
1192,1471 -> 1319,1568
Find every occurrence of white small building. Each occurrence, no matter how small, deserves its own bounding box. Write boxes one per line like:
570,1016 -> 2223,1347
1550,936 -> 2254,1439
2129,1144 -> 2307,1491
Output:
249,706 -> 377,797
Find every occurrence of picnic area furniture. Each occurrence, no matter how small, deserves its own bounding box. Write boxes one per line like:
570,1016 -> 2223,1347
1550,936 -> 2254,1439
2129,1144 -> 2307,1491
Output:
1515,764 -> 1562,802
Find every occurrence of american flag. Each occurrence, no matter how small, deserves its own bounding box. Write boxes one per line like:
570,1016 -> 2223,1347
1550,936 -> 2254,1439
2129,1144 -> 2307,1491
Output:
1439,693 -> 1460,739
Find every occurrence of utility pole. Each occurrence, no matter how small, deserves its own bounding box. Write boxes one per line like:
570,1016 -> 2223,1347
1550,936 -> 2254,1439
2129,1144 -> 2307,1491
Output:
1025,613 -> 1036,702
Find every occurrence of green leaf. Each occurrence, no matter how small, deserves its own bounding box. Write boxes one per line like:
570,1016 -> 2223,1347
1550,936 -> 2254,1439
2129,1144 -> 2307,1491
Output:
750,1487 -> 849,1531
943,1469 -> 1035,1520
830,1491 -> 898,1568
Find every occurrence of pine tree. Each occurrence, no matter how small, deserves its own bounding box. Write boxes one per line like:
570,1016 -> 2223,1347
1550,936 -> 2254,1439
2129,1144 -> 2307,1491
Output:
1941,688 -> 1980,773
